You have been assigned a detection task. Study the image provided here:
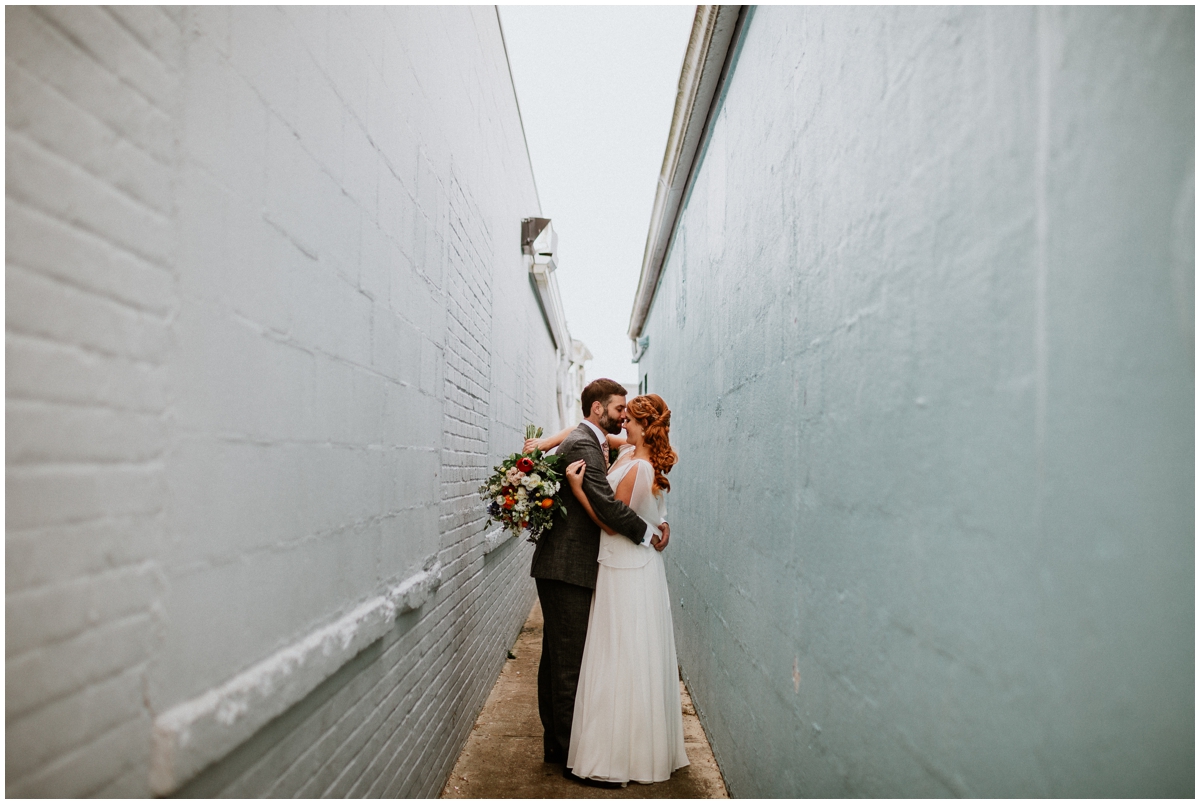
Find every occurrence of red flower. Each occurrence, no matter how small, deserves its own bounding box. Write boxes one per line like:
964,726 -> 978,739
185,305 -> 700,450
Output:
516,457 -> 534,473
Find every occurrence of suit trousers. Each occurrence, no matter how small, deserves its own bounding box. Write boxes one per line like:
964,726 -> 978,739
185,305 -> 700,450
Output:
535,577 -> 594,762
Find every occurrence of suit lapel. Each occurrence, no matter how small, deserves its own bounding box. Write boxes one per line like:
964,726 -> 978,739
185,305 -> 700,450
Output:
577,421 -> 607,469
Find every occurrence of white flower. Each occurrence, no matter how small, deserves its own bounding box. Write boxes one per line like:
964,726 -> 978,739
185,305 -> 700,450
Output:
516,487 -> 527,500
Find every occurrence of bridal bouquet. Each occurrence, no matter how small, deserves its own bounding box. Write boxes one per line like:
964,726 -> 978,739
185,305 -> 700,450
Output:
479,425 -> 566,542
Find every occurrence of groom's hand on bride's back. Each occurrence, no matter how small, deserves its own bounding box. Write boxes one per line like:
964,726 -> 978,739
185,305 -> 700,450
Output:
651,522 -> 669,552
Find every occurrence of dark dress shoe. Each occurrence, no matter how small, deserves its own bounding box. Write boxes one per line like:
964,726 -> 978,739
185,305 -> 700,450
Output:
563,769 -> 622,789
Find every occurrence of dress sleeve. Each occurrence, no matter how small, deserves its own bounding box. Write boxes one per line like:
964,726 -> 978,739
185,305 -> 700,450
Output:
580,441 -> 648,544
628,461 -> 663,540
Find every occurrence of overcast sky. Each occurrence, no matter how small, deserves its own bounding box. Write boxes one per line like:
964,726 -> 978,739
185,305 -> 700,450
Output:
499,5 -> 696,388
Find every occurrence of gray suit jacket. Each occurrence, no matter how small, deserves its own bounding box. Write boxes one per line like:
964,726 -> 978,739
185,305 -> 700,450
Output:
530,423 -> 649,589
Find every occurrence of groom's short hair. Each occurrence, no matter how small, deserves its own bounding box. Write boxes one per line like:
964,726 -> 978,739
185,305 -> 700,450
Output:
581,378 -> 627,418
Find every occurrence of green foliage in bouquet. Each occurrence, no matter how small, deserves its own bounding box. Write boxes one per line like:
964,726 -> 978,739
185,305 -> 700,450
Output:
479,424 -> 567,542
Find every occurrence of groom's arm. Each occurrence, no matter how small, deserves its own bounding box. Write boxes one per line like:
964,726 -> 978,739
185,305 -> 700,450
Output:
576,441 -> 648,545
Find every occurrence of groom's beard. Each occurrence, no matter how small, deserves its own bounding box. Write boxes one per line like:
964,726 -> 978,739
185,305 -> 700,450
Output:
597,413 -> 623,435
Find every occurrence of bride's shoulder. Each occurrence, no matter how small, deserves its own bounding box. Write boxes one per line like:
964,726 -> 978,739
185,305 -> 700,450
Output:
633,456 -> 657,473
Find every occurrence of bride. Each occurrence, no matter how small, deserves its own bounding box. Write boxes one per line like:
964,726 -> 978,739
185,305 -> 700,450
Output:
531,393 -> 689,785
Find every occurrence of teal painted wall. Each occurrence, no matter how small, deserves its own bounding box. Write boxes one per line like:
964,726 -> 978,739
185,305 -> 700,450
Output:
639,6 -> 1193,796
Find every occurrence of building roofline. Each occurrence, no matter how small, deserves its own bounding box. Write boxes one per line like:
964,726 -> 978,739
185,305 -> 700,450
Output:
627,5 -> 744,341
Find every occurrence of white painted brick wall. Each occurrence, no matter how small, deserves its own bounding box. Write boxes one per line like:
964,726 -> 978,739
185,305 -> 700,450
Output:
7,6 -> 557,796
6,6 -> 177,796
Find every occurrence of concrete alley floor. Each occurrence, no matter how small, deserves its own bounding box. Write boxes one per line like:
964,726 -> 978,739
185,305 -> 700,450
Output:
440,600 -> 729,799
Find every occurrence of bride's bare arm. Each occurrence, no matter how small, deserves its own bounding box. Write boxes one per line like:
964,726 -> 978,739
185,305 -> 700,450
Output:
613,466 -> 636,506
524,428 -> 627,454
524,426 -> 571,454
564,460 -> 616,534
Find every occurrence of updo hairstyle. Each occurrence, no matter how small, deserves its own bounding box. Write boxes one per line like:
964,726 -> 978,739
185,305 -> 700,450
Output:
626,394 -> 677,493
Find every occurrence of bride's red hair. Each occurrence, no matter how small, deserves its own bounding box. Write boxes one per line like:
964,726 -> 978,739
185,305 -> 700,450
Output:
627,394 -> 677,493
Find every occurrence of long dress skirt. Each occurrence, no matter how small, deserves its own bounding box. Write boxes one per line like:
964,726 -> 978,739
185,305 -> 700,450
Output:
566,547 -> 689,783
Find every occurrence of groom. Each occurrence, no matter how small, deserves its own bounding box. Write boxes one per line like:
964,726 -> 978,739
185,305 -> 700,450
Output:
530,378 -> 670,774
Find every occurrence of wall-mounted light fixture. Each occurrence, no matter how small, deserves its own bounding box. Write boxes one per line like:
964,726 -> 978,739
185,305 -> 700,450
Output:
522,217 -> 558,275
523,216 -> 568,354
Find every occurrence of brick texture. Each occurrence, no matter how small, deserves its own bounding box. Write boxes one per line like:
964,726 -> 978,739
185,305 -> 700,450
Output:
7,6 -> 557,796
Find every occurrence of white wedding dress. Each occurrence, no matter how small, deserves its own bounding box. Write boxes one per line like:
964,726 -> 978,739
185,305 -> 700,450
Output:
566,446 -> 689,784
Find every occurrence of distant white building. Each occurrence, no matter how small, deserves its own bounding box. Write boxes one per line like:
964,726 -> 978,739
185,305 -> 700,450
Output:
564,339 -> 593,427
6,6 -> 573,797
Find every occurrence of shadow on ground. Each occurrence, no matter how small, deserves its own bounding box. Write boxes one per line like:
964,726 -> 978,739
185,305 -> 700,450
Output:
441,600 -> 728,799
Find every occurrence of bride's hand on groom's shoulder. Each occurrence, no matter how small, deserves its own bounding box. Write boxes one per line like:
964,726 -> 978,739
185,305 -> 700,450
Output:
565,460 -> 587,489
